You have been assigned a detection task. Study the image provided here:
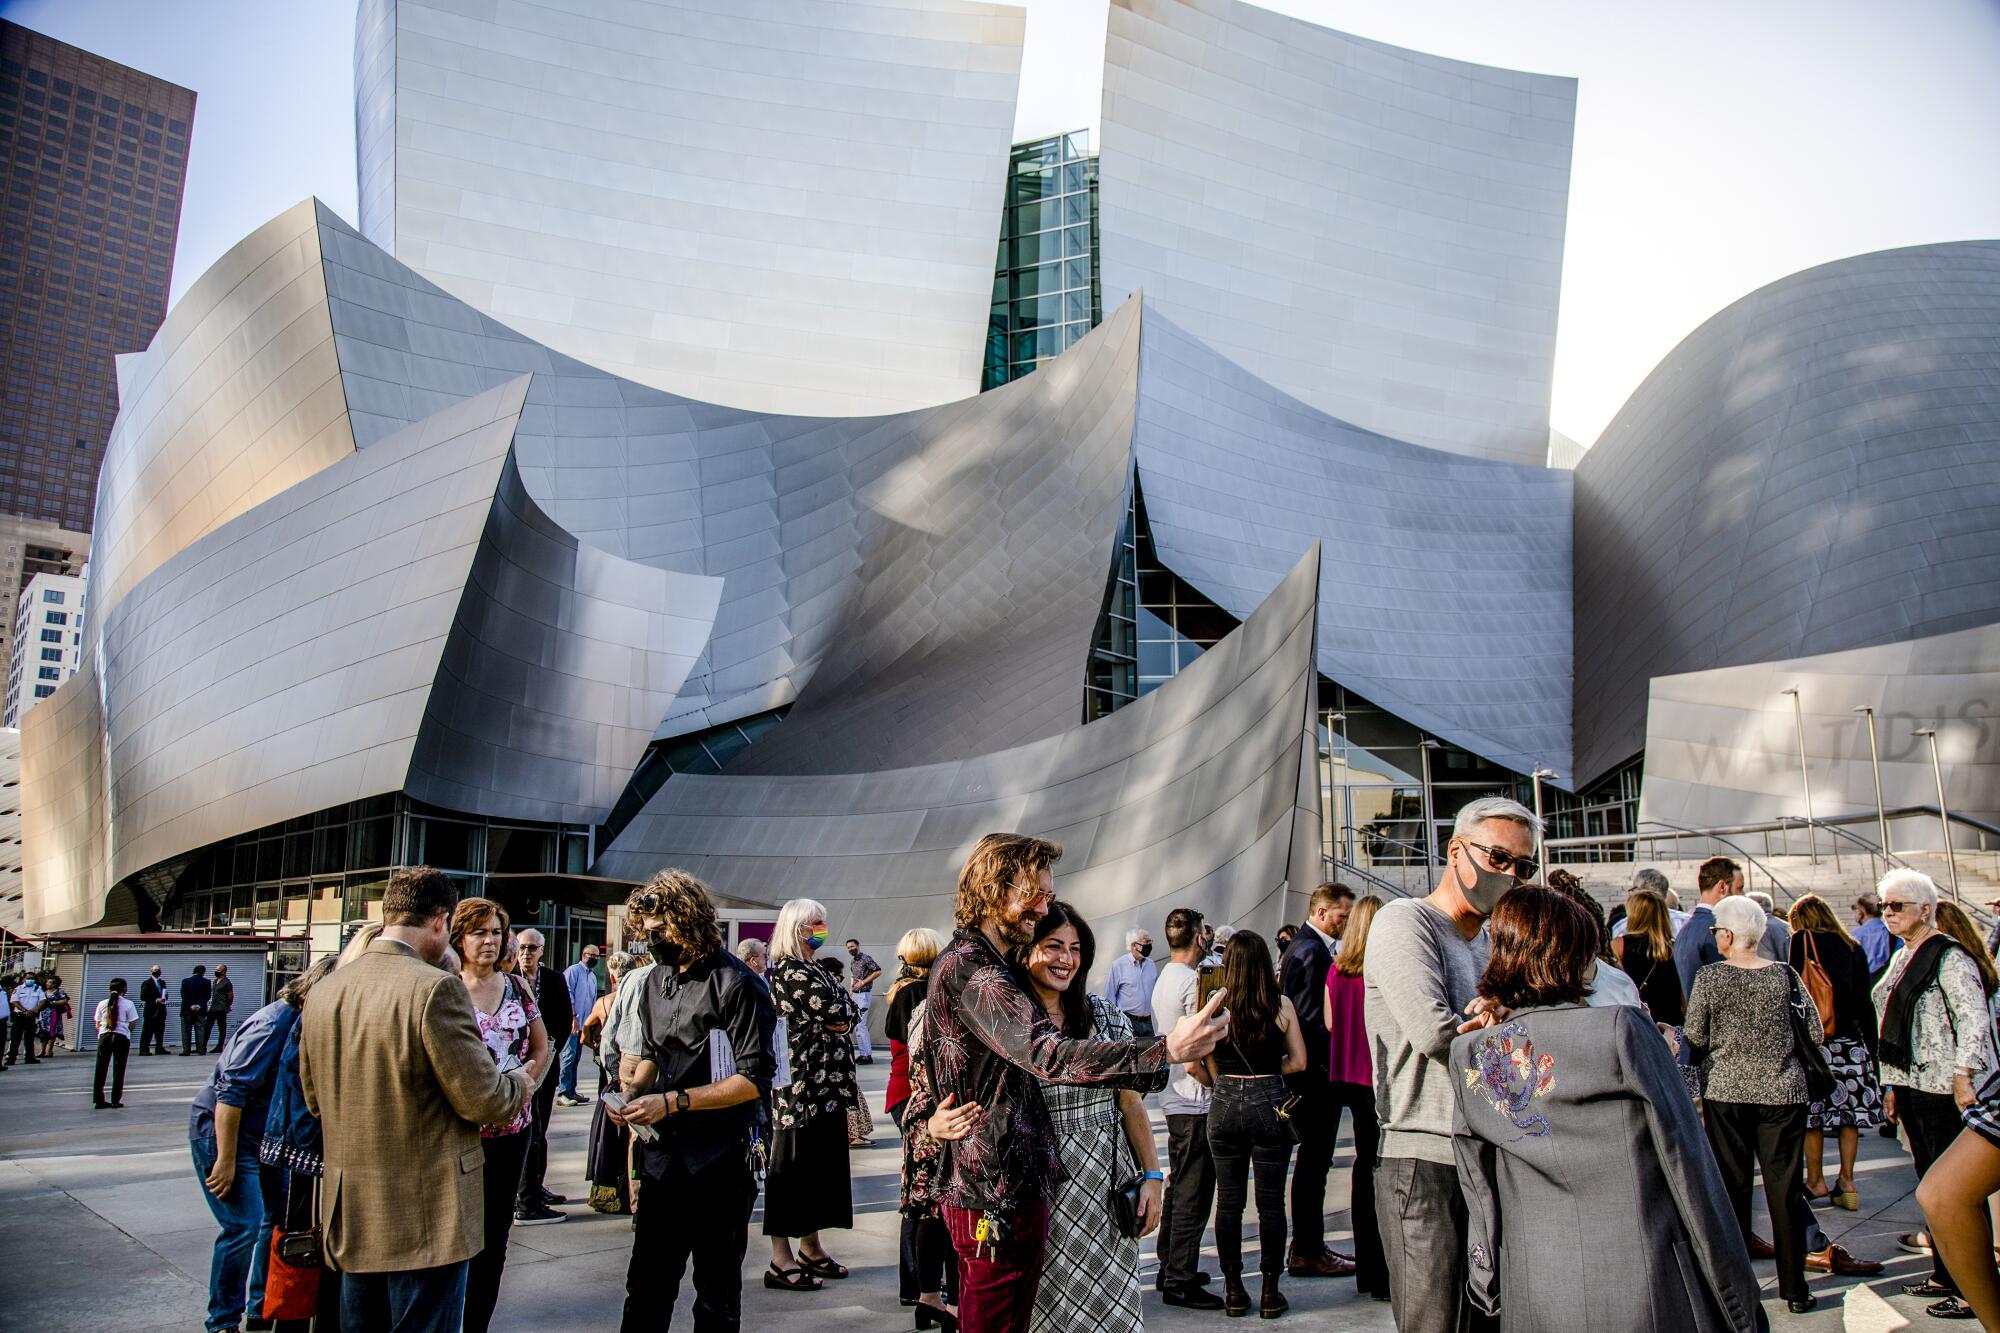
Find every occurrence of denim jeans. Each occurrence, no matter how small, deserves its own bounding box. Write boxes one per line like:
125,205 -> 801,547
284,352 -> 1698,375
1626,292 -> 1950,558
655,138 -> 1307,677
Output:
191,1133 -> 268,1333
558,1031 -> 582,1097
342,1262 -> 468,1333
1206,1075 -> 1295,1279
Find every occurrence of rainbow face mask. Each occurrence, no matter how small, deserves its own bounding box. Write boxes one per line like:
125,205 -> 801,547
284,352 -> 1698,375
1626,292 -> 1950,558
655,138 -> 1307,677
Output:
807,927 -> 830,951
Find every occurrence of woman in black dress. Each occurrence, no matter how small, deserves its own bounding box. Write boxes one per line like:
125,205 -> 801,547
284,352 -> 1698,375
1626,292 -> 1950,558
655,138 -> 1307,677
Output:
1613,887 -> 1685,1024
763,896 -> 859,1293
1786,893 -> 1884,1213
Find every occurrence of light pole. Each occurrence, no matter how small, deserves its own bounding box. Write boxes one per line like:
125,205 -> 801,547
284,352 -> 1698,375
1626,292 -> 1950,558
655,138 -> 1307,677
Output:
1914,727 -> 1961,903
1852,706 -> 1890,862
1419,739 -> 1441,890
1779,687 -> 1817,866
1530,766 -> 1556,885
1325,712 -> 1349,867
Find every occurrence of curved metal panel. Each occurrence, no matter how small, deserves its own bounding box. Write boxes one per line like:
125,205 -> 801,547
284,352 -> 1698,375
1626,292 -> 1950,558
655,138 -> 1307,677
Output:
593,546 -> 1322,959
1136,307 -> 1573,781
18,660 -> 108,936
90,200 -> 355,622
1574,241 -> 2000,786
1100,0 -> 1574,465
354,0 -> 1024,416
1639,622 -> 2000,834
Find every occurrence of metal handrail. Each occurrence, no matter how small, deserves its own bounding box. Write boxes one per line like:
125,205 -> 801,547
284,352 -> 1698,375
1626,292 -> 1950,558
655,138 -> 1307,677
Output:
1326,857 -> 1417,900
1775,816 -> 1914,877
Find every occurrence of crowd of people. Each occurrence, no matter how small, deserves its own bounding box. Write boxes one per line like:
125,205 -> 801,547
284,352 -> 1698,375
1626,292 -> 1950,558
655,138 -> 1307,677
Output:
161,792 -> 2000,1333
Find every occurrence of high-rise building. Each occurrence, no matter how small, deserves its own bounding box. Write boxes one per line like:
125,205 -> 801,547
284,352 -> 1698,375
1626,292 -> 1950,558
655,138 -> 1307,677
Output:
983,131 -> 1102,391
0,22 -> 195,530
6,567 -> 84,728
0,513 -> 86,726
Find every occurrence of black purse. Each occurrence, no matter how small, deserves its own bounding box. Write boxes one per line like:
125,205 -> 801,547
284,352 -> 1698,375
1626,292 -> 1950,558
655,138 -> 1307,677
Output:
1786,970 -> 1837,1102
1110,1172 -> 1145,1239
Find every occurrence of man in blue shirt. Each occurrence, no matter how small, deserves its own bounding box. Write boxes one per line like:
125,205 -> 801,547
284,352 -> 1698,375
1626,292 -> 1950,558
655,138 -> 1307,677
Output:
1102,927 -> 1158,1039
558,945 -> 602,1105
191,981 -> 300,1333
1673,856 -> 1738,998
1853,894 -> 1895,980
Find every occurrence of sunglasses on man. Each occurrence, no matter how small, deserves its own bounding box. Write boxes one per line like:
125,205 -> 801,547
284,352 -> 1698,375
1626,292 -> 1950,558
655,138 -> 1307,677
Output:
1459,837 -> 1539,881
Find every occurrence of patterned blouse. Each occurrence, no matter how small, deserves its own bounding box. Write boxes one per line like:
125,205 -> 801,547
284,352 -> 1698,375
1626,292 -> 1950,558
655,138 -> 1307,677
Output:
472,973 -> 539,1137
927,929 -> 1167,1214
1872,941 -> 1996,1094
900,1000 -> 947,1219
769,955 -> 860,1129
1683,962 -> 1818,1106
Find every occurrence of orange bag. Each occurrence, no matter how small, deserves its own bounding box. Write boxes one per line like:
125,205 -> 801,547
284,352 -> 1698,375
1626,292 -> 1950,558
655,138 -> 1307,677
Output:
262,1225 -> 321,1320
1798,931 -> 1838,1040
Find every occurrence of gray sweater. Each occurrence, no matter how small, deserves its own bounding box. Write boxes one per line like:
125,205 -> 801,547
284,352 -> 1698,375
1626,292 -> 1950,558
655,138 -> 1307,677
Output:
1364,897 -> 1490,1164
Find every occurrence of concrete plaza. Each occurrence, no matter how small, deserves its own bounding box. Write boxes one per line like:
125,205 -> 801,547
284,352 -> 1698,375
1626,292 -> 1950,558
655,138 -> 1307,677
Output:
0,1047 -> 1955,1331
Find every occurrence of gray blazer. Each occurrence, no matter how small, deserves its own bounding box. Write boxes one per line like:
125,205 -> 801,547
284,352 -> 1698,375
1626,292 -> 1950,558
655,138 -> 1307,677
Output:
1450,1003 -> 1765,1333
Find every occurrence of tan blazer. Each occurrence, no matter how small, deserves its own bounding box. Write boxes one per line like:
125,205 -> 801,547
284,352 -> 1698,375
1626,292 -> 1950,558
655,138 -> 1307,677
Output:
300,937 -> 527,1272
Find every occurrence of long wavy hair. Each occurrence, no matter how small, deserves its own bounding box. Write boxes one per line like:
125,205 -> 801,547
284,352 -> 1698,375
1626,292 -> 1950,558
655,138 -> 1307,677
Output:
1221,931 -> 1283,1063
955,832 -> 1062,930
1016,900 -> 1096,1038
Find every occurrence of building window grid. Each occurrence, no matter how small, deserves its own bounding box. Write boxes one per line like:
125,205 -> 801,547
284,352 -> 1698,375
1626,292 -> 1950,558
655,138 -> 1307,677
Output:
984,132 -> 1102,391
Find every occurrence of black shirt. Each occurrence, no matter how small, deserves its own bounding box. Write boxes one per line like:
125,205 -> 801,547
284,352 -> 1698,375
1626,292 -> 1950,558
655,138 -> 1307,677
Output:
634,949 -> 778,1175
532,964 -> 574,1042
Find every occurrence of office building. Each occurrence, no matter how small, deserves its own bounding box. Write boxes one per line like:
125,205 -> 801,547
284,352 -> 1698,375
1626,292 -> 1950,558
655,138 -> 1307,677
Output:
983,130 -> 1102,390
6,567 -> 84,727
0,22 -> 194,530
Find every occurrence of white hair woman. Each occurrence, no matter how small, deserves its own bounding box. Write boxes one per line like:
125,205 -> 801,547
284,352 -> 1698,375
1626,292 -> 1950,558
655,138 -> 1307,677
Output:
762,897 -> 858,1292
1683,893 -> 1825,1313
1874,868 -> 1996,1319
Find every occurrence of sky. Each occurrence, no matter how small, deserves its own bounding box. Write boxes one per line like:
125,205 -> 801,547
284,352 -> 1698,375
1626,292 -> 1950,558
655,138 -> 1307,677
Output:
7,0 -> 2000,448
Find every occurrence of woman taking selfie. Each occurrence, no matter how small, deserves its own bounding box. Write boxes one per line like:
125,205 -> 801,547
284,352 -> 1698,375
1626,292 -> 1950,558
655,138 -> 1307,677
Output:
1196,930 -> 1308,1319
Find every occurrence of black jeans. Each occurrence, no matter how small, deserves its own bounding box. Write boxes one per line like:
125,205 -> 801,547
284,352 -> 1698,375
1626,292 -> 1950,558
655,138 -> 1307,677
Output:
517,1064 -> 560,1209
93,1032 -> 129,1105
1897,1085 -> 1966,1291
1333,1080 -> 1388,1296
1159,1112 -> 1216,1287
1706,1100 -> 1811,1302
464,1130 -> 529,1333
1207,1075 -> 1295,1279
1288,1074 -> 1338,1257
622,1150 -> 756,1332
206,1011 -> 228,1051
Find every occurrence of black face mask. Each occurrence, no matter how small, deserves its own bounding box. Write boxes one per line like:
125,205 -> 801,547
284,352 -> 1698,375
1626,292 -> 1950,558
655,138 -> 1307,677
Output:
647,932 -> 681,969
1138,942 -> 1153,958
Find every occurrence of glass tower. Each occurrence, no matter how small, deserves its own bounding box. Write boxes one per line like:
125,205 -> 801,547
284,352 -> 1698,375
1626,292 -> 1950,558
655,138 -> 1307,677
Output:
983,131 -> 1101,390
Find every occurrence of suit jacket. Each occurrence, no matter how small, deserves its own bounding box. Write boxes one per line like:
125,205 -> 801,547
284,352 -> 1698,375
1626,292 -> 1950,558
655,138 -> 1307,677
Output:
1673,904 -> 1721,999
1450,1004 -> 1763,1333
140,977 -> 168,1009
300,938 -> 527,1272
180,975 -> 211,1016
533,964 -> 574,1046
1280,923 -> 1334,1076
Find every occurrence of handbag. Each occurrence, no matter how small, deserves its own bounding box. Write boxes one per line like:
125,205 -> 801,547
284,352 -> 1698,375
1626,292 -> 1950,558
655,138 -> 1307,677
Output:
1797,932 -> 1838,1040
1110,1172 -> 1145,1239
1786,970 -> 1837,1102
261,1178 -> 322,1320
1228,1035 -> 1303,1144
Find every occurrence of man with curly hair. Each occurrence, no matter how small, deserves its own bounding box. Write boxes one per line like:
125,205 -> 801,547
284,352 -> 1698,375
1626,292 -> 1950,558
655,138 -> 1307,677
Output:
926,833 -> 1230,1332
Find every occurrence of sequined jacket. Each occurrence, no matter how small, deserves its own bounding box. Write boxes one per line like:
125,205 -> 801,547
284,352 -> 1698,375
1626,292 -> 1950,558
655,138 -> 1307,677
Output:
927,928 -> 1166,1214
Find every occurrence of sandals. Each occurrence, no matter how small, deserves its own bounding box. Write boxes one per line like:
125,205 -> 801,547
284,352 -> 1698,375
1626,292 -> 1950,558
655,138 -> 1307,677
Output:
798,1253 -> 850,1280
1928,1296 -> 1977,1320
764,1263 -> 823,1292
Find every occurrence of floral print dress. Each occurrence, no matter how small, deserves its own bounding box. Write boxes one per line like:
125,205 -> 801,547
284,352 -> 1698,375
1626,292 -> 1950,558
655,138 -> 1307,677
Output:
472,974 -> 538,1137
769,955 -> 860,1129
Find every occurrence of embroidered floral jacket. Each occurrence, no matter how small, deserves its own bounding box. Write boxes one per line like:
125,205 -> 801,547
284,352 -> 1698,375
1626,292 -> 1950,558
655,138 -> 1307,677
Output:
927,928 -> 1167,1214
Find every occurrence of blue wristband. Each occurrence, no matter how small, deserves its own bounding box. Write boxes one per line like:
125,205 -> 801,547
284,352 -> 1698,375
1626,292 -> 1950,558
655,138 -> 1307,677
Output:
1141,1170 -> 1164,1182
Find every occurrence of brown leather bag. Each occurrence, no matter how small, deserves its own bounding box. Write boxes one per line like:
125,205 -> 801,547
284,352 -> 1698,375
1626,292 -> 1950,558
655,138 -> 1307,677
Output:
1798,931 -> 1838,1040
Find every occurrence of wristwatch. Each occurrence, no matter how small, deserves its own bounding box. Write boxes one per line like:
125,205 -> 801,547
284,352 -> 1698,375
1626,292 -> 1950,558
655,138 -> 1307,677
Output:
675,1089 -> 692,1115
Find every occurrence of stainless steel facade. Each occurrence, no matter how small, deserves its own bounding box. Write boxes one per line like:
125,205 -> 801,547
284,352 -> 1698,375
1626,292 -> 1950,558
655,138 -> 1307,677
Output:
1099,0 -> 1575,466
352,0 -> 1025,417
1574,241 -> 2000,789
596,547 -> 1324,950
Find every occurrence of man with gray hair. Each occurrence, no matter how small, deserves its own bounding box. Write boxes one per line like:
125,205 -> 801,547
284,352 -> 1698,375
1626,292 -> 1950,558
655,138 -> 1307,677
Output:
1103,926 -> 1158,1038
1612,867 -> 1690,941
1364,795 -> 1539,1333
513,928 -> 571,1224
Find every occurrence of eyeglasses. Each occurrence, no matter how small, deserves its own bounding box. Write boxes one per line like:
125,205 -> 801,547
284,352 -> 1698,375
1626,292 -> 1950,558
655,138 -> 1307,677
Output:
1013,883 -> 1056,909
1459,838 -> 1538,881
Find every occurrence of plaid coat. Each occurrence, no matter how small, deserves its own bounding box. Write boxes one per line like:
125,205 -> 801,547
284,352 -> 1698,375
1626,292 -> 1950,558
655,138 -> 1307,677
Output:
300,938 -> 527,1271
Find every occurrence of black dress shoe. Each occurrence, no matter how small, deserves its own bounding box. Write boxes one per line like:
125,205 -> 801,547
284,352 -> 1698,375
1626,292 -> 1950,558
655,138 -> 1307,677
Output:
1786,1296 -> 1817,1314
1164,1283 -> 1227,1310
